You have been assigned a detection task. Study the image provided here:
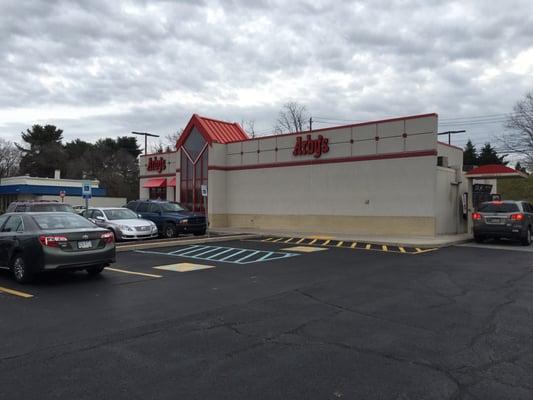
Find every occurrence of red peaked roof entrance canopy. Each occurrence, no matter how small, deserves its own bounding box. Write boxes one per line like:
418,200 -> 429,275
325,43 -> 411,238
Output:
176,114 -> 249,150
465,164 -> 528,179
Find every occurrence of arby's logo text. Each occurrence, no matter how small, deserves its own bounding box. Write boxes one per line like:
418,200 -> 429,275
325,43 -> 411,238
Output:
147,157 -> 167,173
293,134 -> 329,158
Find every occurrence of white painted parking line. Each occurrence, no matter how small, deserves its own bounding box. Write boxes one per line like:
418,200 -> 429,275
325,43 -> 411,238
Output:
135,245 -> 299,264
204,247 -> 234,259
218,248 -> 248,261
192,246 -> 224,257
234,250 -> 261,263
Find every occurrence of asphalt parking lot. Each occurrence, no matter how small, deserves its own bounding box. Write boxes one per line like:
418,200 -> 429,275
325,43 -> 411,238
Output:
1,238 -> 532,400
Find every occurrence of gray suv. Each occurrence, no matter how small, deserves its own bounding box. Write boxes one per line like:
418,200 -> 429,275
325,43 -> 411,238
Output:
473,200 -> 533,245
83,207 -> 158,241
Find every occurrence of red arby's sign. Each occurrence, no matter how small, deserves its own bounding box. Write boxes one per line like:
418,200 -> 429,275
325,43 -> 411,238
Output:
293,134 -> 329,158
147,157 -> 167,173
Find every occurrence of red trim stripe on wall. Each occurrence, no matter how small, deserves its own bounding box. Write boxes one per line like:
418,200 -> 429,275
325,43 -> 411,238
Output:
208,149 -> 437,172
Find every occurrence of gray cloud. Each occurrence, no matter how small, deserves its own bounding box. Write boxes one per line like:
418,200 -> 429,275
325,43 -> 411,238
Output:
1,0 -> 533,150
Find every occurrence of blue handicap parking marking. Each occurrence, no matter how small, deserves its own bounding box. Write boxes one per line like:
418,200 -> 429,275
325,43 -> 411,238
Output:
134,245 -> 299,264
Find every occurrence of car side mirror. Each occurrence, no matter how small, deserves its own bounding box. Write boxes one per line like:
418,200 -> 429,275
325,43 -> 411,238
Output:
138,214 -> 142,218
88,218 -> 96,223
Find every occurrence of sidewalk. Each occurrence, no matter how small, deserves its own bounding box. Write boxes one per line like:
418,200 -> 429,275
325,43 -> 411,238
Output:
210,227 -> 472,248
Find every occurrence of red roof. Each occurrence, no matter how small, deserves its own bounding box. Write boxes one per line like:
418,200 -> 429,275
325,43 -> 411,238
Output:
466,164 -> 528,178
176,114 -> 248,150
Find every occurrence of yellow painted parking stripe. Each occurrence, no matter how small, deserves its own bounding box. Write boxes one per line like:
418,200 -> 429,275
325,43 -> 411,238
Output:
296,237 -> 305,244
399,246 -> 406,253
284,237 -> 293,243
323,239 -> 331,246
309,238 -> 318,245
106,267 -> 162,278
0,286 -> 33,299
282,246 -> 327,253
413,248 -> 438,254
365,243 -> 372,250
336,241 -> 344,247
263,237 -> 274,241
351,242 -> 357,248
271,237 -> 283,243
154,263 -> 215,272
382,245 -> 388,251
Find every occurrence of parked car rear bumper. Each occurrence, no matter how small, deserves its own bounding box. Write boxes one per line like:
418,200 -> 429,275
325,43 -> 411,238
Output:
42,245 -> 116,270
473,224 -> 526,239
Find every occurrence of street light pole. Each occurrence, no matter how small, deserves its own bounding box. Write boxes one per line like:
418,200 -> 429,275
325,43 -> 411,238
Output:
131,131 -> 160,155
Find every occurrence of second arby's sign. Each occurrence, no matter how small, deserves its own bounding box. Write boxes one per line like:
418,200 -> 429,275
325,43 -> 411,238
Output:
147,156 -> 167,173
293,134 -> 329,158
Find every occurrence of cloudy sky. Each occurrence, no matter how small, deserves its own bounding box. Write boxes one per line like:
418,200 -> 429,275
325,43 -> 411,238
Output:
1,0 -> 533,151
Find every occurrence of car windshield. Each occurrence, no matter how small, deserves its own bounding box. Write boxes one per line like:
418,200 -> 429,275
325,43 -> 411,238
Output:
160,203 -> 186,212
103,208 -> 138,220
478,202 -> 519,213
30,204 -> 75,212
32,213 -> 96,230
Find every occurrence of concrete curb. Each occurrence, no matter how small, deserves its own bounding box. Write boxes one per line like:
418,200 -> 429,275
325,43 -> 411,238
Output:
116,234 -> 258,253
210,230 -> 473,249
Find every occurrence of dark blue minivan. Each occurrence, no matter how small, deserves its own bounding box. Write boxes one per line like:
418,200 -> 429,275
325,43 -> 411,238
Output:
126,200 -> 206,238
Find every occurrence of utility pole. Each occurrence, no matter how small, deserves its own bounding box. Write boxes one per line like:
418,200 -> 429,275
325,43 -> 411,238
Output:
437,130 -> 466,145
309,117 -> 313,131
131,131 -> 160,155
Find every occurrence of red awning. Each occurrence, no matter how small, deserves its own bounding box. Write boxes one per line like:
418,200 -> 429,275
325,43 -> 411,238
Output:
142,178 -> 167,188
167,177 -> 176,187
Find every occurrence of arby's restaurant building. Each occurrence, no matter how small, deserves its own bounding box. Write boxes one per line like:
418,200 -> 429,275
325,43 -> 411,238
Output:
139,113 -> 468,237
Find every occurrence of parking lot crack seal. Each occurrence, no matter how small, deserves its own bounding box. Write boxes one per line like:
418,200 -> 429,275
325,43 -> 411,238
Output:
294,288 -> 439,335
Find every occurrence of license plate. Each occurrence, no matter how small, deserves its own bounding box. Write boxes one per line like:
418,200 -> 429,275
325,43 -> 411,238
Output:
78,240 -> 93,249
487,218 -> 503,224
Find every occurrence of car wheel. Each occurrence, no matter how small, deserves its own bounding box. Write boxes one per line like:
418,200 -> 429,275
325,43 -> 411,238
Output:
87,265 -> 105,276
111,229 -> 120,243
474,234 -> 484,243
163,223 -> 177,238
521,227 -> 532,246
193,229 -> 206,236
11,253 -> 34,284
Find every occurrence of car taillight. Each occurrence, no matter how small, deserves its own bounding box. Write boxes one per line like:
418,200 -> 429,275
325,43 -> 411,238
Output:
510,213 -> 524,221
101,232 -> 114,243
39,235 -> 68,247
472,213 -> 482,220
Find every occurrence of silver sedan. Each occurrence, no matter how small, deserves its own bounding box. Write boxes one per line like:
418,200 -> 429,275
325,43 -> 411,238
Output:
83,207 -> 158,241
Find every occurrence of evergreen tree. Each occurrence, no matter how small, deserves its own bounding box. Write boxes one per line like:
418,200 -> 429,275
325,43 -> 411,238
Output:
477,143 -> 507,165
515,162 -> 528,173
463,140 -> 478,166
17,125 -> 66,177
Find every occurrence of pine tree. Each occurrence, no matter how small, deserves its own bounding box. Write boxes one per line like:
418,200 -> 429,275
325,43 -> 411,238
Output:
463,140 -> 478,166
477,143 -> 507,166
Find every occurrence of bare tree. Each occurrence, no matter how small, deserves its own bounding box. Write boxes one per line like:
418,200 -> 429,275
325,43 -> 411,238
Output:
274,102 -> 310,134
502,91 -> 533,170
149,129 -> 183,153
0,138 -> 21,178
241,119 -> 256,138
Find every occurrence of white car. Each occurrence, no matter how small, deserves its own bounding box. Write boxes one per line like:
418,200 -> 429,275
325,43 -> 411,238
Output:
82,207 -> 158,241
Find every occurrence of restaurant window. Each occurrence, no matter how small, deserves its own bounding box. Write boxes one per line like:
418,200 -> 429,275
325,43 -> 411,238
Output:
149,186 -> 166,200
